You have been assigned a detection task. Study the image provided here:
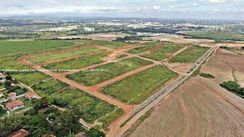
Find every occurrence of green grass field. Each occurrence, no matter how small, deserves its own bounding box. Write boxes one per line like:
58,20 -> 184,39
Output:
0,40 -> 74,56
82,40 -> 125,49
186,31 -> 244,41
29,47 -> 104,64
128,42 -> 161,54
0,55 -> 29,70
12,72 -> 50,86
68,57 -> 152,86
44,53 -> 109,70
169,46 -> 209,63
102,65 -> 177,104
48,88 -> 123,123
142,43 -> 183,61
32,79 -> 68,96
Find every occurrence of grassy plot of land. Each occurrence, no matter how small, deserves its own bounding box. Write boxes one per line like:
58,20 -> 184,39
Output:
44,53 -> 109,70
128,42 -> 161,54
169,46 -> 209,63
12,72 -> 50,86
29,47 -> 104,64
142,43 -> 183,61
0,55 -> 29,70
98,109 -> 124,129
32,79 -> 68,96
82,40 -> 125,49
48,88 -> 124,123
0,40 -> 74,56
186,31 -> 244,41
102,65 -> 178,104
68,57 -> 152,86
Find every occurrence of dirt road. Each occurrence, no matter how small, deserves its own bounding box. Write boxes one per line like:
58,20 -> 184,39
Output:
127,76 -> 244,137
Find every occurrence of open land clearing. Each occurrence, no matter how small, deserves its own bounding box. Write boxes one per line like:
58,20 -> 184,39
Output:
127,76 -> 244,137
202,48 -> 244,86
13,39 -> 190,133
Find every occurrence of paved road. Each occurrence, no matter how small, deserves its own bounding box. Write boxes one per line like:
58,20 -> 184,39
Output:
107,47 -> 216,137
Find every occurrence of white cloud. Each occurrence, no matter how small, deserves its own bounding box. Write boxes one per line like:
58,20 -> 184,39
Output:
153,6 -> 161,10
208,0 -> 240,3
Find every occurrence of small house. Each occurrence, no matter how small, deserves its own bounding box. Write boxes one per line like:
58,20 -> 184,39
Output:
0,92 -> 3,98
6,100 -> 24,111
9,129 -> 29,137
25,92 -> 36,100
8,92 -> 17,101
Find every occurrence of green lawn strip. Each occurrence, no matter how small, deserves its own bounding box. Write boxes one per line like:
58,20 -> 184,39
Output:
29,47 -> 104,64
102,65 -> 178,104
142,44 -> 183,61
68,57 -> 152,86
128,42 -> 161,54
169,46 -> 209,63
48,88 -> 122,123
44,53 -> 109,70
12,72 -> 50,86
32,79 -> 68,97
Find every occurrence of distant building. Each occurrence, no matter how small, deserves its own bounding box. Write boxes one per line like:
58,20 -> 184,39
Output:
6,100 -> 24,111
9,129 -> 29,137
0,73 -> 5,79
8,92 -> 17,101
25,92 -> 36,100
84,27 -> 95,32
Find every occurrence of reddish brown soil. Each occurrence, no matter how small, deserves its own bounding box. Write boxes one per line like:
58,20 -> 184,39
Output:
128,76 -> 244,137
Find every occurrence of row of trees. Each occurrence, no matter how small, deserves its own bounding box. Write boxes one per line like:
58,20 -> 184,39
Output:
220,81 -> 244,97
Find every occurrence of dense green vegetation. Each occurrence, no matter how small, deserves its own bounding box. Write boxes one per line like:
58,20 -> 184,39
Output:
102,65 -> 177,104
68,57 -> 152,86
142,43 -> 183,61
200,73 -> 215,79
0,107 -> 84,137
0,56 -> 29,70
170,46 -> 209,63
45,53 -> 108,70
220,81 -> 244,98
48,88 -> 123,123
32,79 -> 68,96
186,31 -> 244,41
29,47 -> 104,64
128,42 -> 161,54
0,106 -> 7,116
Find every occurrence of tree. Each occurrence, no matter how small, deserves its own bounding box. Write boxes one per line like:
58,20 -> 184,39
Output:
88,128 -> 105,137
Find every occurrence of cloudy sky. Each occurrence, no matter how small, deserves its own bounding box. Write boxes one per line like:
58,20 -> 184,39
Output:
0,0 -> 244,19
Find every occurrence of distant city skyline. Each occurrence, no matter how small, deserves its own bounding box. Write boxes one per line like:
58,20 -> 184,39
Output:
0,0 -> 244,20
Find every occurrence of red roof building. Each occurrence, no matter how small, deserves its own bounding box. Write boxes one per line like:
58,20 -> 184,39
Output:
6,100 -> 24,111
9,129 -> 29,137
25,92 -> 36,100
8,92 -> 17,101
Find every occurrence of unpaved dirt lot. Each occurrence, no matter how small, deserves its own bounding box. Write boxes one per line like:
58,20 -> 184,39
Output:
202,48 -> 244,86
127,76 -> 244,137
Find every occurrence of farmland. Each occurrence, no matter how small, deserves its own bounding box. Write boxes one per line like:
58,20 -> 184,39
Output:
48,88 -> 123,124
68,57 -> 152,86
102,65 -> 177,104
169,46 -> 209,63
142,43 -> 183,61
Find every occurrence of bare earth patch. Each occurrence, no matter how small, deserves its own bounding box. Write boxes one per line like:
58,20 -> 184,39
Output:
127,76 -> 244,137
